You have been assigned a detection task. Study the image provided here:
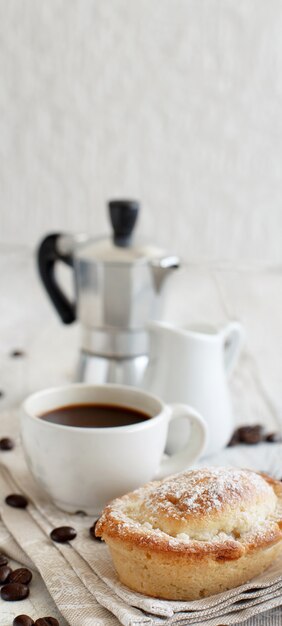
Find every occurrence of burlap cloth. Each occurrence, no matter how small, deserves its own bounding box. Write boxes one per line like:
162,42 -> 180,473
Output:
1,428 -> 282,626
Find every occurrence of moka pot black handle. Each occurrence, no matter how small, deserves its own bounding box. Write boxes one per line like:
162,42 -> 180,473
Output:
37,233 -> 76,324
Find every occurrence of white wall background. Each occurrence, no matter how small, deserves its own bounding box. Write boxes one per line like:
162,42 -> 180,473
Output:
0,0 -> 282,262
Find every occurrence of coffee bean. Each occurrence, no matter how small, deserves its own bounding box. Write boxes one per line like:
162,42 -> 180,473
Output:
13,615 -> 34,626
0,390 -> 4,398
237,425 -> 265,444
0,437 -> 15,451
50,526 -> 77,543
0,553 -> 8,566
89,519 -> 102,542
35,617 -> 59,626
1,582 -> 29,601
8,568 -> 33,585
265,432 -> 282,443
5,494 -> 28,509
10,350 -> 25,358
0,565 -> 12,585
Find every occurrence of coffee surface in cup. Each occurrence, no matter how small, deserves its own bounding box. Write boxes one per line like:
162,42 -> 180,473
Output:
39,403 -> 151,428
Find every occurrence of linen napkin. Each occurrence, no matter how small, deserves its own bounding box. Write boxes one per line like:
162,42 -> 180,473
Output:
1,433 -> 282,626
0,519 -> 67,626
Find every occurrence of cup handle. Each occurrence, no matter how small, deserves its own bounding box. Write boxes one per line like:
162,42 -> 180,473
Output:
155,404 -> 207,480
221,321 -> 244,378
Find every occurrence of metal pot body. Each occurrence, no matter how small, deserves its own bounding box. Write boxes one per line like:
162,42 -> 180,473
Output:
74,255 -> 164,358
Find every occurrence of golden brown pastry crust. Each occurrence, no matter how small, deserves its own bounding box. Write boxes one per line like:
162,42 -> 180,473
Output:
95,467 -> 282,600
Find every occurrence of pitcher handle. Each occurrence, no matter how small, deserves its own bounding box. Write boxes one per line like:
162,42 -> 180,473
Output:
222,321 -> 244,377
155,404 -> 207,479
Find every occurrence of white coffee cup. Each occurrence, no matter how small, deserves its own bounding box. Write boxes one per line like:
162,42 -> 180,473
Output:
21,384 -> 207,515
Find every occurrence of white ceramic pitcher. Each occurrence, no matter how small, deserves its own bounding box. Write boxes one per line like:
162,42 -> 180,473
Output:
142,321 -> 244,457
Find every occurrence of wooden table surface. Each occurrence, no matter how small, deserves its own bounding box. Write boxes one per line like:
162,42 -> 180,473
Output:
0,247 -> 281,625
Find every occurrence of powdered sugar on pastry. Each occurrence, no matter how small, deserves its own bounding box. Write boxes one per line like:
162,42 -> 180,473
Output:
96,467 -> 281,547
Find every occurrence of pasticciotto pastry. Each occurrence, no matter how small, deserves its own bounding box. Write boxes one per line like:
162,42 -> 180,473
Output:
95,467 -> 282,600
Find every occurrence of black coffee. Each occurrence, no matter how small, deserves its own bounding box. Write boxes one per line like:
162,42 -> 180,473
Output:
39,403 -> 150,428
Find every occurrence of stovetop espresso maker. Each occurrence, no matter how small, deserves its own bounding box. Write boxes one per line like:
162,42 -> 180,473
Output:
38,200 -> 180,386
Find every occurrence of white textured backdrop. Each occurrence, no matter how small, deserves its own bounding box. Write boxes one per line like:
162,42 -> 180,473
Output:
0,0 -> 282,261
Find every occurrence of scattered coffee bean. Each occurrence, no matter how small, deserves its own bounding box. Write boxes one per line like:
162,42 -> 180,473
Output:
89,519 -> 102,541
5,494 -> 28,509
8,568 -> 33,585
0,437 -> 15,451
0,553 -> 9,566
10,350 -> 25,358
237,424 -> 265,444
1,582 -> 29,601
50,526 -> 77,543
35,618 -> 59,626
265,432 -> 282,443
0,390 -> 4,398
0,565 -> 12,585
13,615 -> 35,626
228,424 -> 282,448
